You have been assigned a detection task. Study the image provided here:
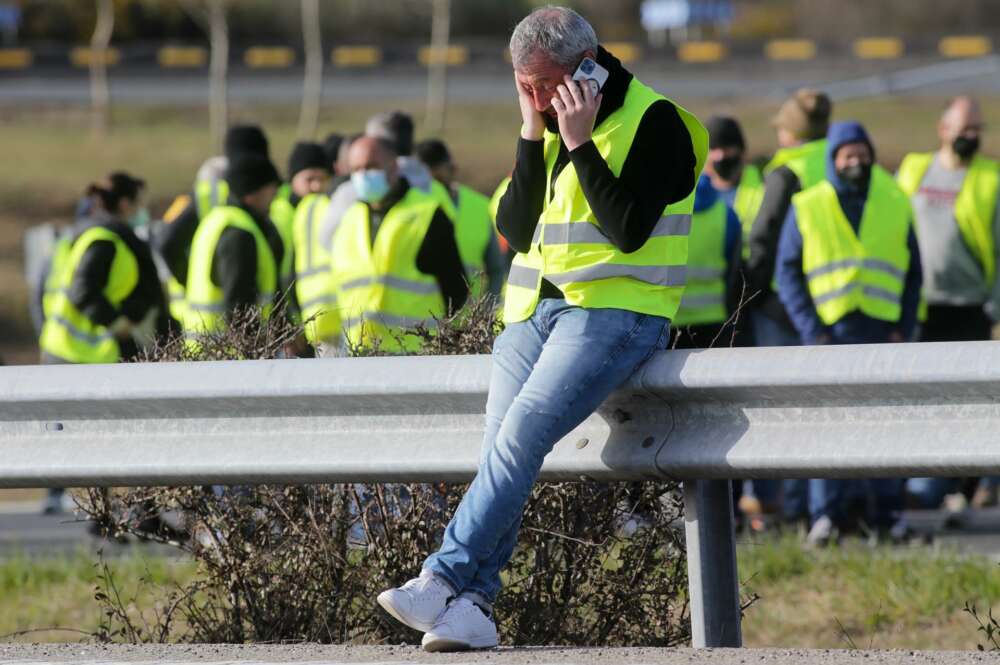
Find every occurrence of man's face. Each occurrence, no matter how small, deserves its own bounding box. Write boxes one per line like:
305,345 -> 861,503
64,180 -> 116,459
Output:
834,142 -> 873,171
515,52 -> 578,118
705,145 -> 744,182
244,182 -> 278,216
939,100 -> 984,147
291,168 -> 330,198
348,137 -> 398,181
430,162 -> 456,189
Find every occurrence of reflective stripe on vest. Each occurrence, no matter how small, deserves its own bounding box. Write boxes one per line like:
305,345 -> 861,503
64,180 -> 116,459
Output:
39,226 -> 139,364
765,139 -> 828,189
674,199 -> 729,327
181,206 -> 278,340
331,188 -> 445,352
196,177 -> 229,221
897,152 -> 1000,286
794,167 -> 913,326
293,193 -> 340,343
502,78 -> 708,324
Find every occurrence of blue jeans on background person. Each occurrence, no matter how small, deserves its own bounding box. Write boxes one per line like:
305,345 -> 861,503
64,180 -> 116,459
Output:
423,298 -> 671,603
906,477 -> 959,509
809,478 -> 905,528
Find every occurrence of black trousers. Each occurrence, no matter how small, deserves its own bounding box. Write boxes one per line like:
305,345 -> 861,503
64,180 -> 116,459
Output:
921,304 -> 992,342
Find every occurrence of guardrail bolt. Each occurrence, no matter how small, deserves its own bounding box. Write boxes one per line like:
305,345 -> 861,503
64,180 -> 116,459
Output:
613,409 -> 632,423
46,422 -> 64,432
642,436 -> 655,448
576,438 -> 590,449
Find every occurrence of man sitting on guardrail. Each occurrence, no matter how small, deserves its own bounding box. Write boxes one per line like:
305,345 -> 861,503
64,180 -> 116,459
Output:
376,5 -> 706,652
775,120 -> 923,546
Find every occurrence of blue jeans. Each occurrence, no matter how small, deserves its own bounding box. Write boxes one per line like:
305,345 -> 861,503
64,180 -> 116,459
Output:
424,299 -> 671,602
809,478 -> 904,528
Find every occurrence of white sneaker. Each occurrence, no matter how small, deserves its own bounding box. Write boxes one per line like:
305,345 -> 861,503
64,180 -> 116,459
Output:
422,597 -> 498,652
805,515 -> 835,548
377,570 -> 454,633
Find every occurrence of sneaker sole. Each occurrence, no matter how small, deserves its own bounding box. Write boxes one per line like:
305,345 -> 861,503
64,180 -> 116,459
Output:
376,591 -> 434,633
422,634 -> 497,652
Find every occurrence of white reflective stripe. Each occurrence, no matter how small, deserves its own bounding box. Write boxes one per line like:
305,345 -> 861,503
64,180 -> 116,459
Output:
300,294 -> 339,310
545,264 -> 687,288
807,259 -> 905,281
541,222 -> 610,246
343,313 -> 440,330
51,316 -> 113,345
507,264 -> 540,289
812,283 -> 902,307
650,214 -> 692,237
304,196 -> 323,271
339,276 -> 438,295
188,302 -> 227,314
686,267 -> 726,281
680,293 -> 725,308
297,266 -> 330,280
531,223 -> 542,245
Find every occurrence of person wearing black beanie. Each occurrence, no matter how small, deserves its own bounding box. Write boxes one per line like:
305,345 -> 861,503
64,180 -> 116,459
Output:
323,133 -> 345,174
287,142 -> 331,205
224,125 -> 270,161
227,153 -> 280,201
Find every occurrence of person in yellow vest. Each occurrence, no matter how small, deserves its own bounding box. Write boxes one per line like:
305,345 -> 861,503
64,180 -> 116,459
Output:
702,115 -> 765,246
38,173 -> 170,514
180,154 -> 285,344
154,125 -> 272,324
416,138 -> 507,300
272,142 -> 331,296
488,175 -> 513,263
776,121 -> 922,546
672,174 -> 742,348
377,7 -> 705,651
330,136 -> 468,353
897,97 -> 1000,509
746,89 -> 833,348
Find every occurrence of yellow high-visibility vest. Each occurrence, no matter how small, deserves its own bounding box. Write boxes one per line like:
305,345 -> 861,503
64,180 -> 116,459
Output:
293,193 -> 339,343
794,167 -> 913,326
503,78 -> 708,323
674,200 -> 729,327
765,139 -> 828,190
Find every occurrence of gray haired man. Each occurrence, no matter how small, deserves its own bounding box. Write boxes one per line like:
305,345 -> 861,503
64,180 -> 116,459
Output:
377,6 -> 706,651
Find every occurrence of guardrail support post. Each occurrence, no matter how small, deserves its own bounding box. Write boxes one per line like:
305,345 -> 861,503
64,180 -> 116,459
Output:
684,479 -> 742,648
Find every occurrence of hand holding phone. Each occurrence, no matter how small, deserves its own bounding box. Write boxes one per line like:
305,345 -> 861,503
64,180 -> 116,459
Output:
572,57 -> 609,97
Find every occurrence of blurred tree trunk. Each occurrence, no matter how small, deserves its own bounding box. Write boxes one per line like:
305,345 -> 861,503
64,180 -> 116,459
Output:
89,0 -> 114,140
425,0 -> 451,134
181,0 -> 230,156
298,0 -> 323,140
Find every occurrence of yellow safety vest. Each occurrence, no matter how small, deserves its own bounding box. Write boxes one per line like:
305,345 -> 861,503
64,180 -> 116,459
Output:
897,152 -> 1000,286
181,206 -> 278,342
269,184 -> 296,289
331,189 -> 445,352
674,200 -> 729,327
733,164 -> 765,256
503,78 -> 708,323
794,167 -> 913,326
195,177 -> 229,221
452,183 -> 493,299
489,177 -> 511,224
293,193 -> 340,343
39,226 -> 139,364
42,231 -> 73,321
765,139 -> 828,190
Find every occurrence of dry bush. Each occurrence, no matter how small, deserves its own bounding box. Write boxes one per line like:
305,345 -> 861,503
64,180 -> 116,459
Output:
79,295 -> 690,646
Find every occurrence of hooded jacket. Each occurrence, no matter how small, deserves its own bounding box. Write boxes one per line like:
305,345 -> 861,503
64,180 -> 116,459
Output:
775,121 -> 923,344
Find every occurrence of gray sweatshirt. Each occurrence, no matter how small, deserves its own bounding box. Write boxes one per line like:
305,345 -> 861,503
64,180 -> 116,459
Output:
907,155 -> 1000,319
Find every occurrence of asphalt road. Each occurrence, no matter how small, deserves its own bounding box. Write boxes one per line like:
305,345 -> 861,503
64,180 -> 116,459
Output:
0,645 -> 996,664
3,57 -> 1000,106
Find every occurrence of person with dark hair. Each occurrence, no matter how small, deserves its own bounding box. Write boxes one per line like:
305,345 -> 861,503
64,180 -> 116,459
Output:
180,154 -> 284,344
271,142 -> 331,293
323,133 -> 345,174
704,115 -> 765,251
416,138 -> 506,300
153,125 -> 272,324
329,136 -> 467,352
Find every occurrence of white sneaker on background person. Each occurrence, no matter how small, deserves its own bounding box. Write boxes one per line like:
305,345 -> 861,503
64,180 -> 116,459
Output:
377,569 -> 454,633
422,596 -> 498,652
805,515 -> 835,548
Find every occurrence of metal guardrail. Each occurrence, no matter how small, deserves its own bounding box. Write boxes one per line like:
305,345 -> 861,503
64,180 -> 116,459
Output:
3,341 -> 1000,648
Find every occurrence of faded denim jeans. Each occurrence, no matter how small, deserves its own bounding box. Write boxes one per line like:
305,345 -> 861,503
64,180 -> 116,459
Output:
424,298 -> 671,603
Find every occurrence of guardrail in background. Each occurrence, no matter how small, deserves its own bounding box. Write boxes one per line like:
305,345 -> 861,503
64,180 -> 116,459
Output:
3,342 -> 1000,648
0,35 -> 996,72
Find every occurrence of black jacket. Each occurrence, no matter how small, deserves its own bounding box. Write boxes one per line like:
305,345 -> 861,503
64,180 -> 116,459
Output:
154,196 -> 200,287
745,165 -> 800,325
211,200 -> 287,318
496,46 -> 697,299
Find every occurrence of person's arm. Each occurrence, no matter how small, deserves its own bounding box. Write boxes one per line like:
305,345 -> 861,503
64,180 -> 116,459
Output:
416,209 -> 469,314
569,100 -> 695,254
723,207 -> 744,315
67,240 -> 118,326
153,197 -> 200,284
987,199 -> 1000,323
898,226 -> 923,340
775,207 -> 826,344
495,138 -> 546,253
212,226 -> 259,317
747,167 -> 800,294
482,231 -> 505,299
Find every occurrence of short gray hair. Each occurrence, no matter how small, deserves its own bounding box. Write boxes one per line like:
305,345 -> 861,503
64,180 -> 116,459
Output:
510,6 -> 599,70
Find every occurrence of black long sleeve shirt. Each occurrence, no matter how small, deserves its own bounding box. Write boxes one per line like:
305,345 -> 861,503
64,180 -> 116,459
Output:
496,46 -> 696,298
746,165 -> 800,324
153,196 -> 200,286
210,201 -> 286,318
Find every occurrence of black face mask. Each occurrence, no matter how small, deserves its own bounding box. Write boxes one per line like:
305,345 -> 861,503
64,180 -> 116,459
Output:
713,155 -> 742,181
953,136 -> 981,160
837,163 -> 872,189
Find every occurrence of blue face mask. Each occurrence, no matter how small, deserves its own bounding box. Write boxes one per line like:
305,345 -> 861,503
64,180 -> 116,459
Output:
352,169 -> 390,203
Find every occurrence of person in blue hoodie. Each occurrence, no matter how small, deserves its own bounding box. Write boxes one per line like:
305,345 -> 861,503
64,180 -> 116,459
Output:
672,174 -> 743,349
775,121 -> 922,545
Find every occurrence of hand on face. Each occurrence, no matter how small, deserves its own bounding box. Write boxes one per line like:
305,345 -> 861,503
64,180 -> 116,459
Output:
515,72 -> 547,141
552,74 -> 603,152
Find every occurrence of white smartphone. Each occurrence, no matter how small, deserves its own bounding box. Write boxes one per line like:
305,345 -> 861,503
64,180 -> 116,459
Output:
572,57 -> 609,97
